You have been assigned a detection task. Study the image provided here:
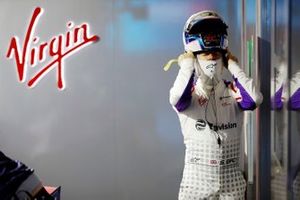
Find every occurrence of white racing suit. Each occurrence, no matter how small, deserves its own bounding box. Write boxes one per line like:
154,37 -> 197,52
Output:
170,59 -> 263,200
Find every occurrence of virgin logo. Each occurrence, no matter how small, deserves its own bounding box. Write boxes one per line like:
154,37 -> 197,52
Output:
6,7 -> 99,90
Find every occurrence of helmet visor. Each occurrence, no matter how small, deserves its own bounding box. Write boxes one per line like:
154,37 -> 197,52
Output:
185,32 -> 227,53
188,18 -> 228,35
201,33 -> 222,48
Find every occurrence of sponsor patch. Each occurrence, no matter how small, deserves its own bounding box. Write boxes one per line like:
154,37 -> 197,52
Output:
198,96 -> 208,106
195,119 -> 206,130
207,121 -> 237,131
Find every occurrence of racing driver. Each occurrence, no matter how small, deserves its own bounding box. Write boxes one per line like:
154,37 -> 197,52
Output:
169,10 -> 263,199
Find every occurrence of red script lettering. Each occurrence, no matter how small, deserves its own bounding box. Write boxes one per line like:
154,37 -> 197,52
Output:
6,7 -> 99,89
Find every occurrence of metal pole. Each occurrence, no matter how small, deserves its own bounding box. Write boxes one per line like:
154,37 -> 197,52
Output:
256,0 -> 272,199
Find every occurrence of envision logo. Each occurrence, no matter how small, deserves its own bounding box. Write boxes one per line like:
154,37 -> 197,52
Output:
195,119 -> 237,131
208,121 -> 237,131
195,119 -> 206,130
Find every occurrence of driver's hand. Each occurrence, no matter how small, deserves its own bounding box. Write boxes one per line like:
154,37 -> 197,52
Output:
178,51 -> 195,71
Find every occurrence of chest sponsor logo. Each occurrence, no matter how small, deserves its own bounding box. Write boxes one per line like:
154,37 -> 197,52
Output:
198,96 -> 208,106
195,119 -> 206,130
208,121 -> 237,131
221,102 -> 232,107
219,95 -> 231,100
220,95 -> 232,106
195,119 -> 237,131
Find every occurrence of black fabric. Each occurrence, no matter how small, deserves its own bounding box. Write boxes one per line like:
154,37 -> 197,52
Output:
0,151 -> 34,200
188,18 -> 228,35
33,187 -> 54,200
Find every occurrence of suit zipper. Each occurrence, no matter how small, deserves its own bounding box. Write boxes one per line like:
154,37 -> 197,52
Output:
212,87 -> 221,147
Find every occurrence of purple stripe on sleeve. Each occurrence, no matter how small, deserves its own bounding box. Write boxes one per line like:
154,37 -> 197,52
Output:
234,77 -> 257,110
271,86 -> 283,110
175,74 -> 194,112
290,88 -> 300,110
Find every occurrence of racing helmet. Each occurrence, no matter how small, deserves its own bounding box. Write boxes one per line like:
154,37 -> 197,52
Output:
183,10 -> 228,54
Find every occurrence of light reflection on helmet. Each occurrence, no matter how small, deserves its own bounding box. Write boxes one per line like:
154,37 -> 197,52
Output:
183,10 -> 228,54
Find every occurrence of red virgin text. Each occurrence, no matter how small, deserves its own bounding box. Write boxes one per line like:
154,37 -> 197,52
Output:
6,7 -> 99,89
